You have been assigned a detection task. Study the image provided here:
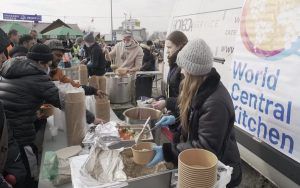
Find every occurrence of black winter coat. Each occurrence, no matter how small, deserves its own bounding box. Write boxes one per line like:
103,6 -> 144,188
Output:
140,48 -> 155,71
87,43 -> 106,76
0,57 -> 61,145
163,68 -> 242,187
0,101 -> 7,172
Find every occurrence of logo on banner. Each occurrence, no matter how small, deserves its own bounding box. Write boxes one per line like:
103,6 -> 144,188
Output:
240,0 -> 300,60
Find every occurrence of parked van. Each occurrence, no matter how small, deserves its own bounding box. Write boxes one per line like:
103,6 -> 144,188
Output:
164,0 -> 300,187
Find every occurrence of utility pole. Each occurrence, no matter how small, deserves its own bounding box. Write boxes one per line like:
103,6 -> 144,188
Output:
110,0 -> 113,43
124,13 -> 127,30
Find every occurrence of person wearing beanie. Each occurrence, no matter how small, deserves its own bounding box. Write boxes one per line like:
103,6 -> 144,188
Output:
0,43 -> 63,187
152,31 -> 188,118
147,39 -> 242,187
44,39 -> 106,125
83,32 -> 106,76
0,28 -> 26,188
106,29 -> 143,73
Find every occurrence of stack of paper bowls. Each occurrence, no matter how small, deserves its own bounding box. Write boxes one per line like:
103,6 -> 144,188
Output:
178,149 -> 218,188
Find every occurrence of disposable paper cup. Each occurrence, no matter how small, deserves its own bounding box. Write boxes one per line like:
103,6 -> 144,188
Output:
131,142 -> 155,165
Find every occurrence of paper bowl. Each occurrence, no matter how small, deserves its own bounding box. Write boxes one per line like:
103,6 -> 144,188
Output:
131,142 -> 155,165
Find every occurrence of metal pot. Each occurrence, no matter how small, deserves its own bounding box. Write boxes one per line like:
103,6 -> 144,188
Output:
107,74 -> 132,104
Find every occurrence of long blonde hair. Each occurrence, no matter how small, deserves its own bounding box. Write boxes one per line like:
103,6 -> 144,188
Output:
178,72 -> 205,131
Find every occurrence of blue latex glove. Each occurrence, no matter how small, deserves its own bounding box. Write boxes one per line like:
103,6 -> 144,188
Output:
155,115 -> 176,127
147,146 -> 164,167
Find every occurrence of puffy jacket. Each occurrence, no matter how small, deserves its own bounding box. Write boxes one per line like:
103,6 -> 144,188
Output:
0,57 -> 61,145
0,101 -> 7,173
163,68 -> 242,187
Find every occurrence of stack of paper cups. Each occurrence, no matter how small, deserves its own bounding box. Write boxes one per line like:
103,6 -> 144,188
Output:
178,149 -> 218,188
65,90 -> 86,146
79,64 -> 88,85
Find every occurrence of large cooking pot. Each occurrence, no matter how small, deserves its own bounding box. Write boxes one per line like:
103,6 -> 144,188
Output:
106,74 -> 132,103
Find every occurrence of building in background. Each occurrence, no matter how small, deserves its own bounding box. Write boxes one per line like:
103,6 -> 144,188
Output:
0,19 -> 81,39
105,18 -> 147,44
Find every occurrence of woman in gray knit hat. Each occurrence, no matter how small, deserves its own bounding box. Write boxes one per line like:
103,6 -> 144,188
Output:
148,39 -> 242,187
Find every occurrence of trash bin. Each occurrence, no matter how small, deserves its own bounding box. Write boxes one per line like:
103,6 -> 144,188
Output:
135,75 -> 153,99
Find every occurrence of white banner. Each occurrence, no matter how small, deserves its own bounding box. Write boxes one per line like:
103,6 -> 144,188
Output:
230,0 -> 300,162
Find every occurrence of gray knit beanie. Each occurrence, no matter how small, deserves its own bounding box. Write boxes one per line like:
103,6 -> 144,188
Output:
83,32 -> 95,43
176,39 -> 213,76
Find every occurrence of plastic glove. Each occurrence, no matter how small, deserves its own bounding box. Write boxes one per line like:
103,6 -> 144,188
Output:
155,115 -> 176,127
147,146 -> 164,167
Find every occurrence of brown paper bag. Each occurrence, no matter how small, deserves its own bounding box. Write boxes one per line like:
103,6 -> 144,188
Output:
89,76 -> 106,93
89,76 -> 99,89
65,91 -> 85,103
65,101 -> 86,146
65,90 -> 86,146
98,76 -> 106,93
95,98 -> 110,122
79,65 -> 88,85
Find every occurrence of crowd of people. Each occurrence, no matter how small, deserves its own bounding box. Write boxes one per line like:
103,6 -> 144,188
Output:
0,27 -> 242,188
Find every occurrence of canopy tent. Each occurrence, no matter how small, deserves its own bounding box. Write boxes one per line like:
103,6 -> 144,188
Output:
42,26 -> 83,37
0,22 -> 29,35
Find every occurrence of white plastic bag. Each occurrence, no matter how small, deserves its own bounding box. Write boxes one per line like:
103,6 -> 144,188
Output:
86,96 -> 96,115
53,107 -> 66,131
47,116 -> 58,137
81,138 -> 127,184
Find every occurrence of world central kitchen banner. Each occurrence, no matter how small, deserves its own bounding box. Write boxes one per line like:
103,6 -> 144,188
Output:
230,0 -> 300,162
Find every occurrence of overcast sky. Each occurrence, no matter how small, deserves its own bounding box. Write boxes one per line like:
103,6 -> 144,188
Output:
0,0 -> 175,34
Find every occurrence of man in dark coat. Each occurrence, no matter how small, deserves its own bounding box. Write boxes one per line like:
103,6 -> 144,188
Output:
0,28 -> 26,188
83,32 -> 106,76
0,44 -> 61,188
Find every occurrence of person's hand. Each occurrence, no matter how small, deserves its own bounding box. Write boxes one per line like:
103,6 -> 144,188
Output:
96,90 -> 108,98
2,174 -> 14,188
128,68 -> 136,74
36,110 -> 48,120
80,59 -> 87,64
93,118 -> 105,125
152,100 -> 166,110
147,146 -> 164,167
155,115 -> 176,127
